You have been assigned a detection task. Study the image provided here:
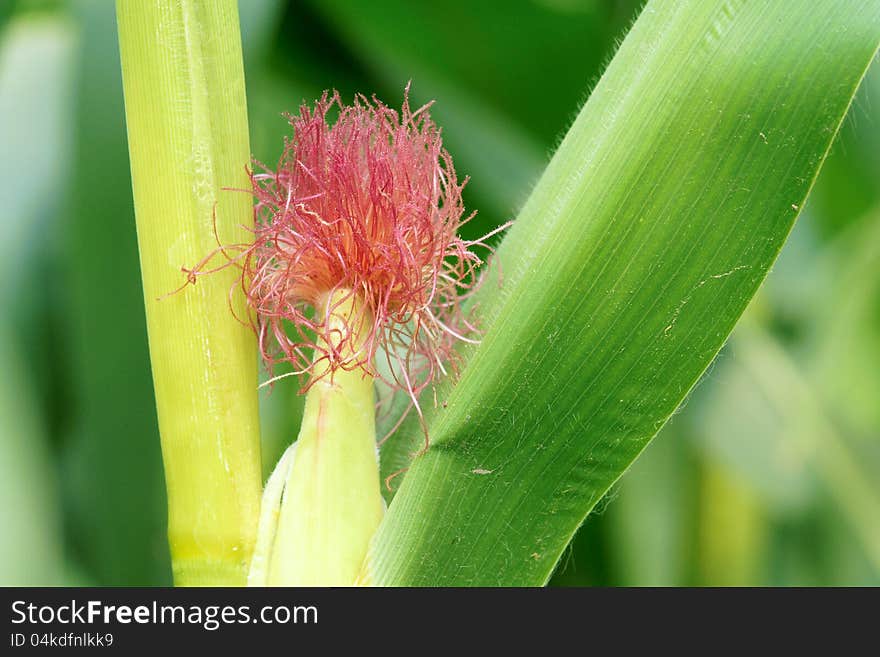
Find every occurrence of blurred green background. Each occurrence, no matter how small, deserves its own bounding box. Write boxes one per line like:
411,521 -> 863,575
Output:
1,0 -> 878,586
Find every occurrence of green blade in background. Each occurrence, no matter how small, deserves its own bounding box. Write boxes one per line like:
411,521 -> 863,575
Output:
604,428 -> 694,587
0,14 -> 73,586
63,0 -> 169,586
365,0 -> 880,586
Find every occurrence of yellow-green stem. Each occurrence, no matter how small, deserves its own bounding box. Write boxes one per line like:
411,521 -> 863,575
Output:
250,290 -> 384,586
116,0 -> 261,586
697,461 -> 765,586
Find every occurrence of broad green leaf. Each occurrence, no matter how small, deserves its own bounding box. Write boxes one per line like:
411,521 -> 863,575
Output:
364,0 -> 880,586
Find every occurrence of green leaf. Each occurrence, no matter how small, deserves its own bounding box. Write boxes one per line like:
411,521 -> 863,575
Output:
64,0 -> 170,586
605,429 -> 694,586
808,208 -> 880,435
307,0 -> 642,146
0,15 -> 73,586
710,320 -> 880,573
364,0 -> 880,586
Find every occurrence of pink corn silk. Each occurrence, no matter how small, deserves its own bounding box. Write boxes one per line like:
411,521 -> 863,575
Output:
183,87 -> 506,420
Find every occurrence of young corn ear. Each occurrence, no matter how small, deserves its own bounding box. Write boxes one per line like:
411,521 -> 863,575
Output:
248,291 -> 384,586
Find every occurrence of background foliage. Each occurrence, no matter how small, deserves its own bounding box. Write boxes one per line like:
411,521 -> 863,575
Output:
1,0 -> 878,585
